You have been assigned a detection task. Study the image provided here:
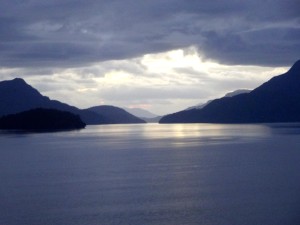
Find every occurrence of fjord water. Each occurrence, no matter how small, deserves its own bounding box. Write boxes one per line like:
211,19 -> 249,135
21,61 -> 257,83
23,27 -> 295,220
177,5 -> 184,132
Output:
0,124 -> 300,225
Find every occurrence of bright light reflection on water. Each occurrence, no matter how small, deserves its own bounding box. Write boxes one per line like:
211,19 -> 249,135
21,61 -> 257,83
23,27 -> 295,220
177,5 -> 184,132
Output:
77,123 -> 272,148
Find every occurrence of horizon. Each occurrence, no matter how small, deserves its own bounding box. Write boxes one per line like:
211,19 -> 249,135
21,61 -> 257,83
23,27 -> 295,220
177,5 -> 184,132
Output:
0,1 -> 298,115
0,61 -> 291,115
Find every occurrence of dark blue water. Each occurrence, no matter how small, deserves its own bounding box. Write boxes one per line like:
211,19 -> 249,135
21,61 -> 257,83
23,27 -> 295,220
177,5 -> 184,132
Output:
1,124 -> 300,225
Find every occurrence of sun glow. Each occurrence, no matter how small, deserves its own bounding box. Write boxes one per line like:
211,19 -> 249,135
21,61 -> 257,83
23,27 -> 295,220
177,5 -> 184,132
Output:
93,71 -> 133,87
141,47 -> 205,73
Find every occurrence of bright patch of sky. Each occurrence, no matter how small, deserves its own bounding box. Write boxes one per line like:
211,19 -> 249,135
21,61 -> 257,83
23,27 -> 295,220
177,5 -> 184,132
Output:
7,47 -> 288,115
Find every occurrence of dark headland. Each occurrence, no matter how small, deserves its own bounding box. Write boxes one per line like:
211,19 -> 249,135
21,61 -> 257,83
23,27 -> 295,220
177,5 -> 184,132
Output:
0,108 -> 86,131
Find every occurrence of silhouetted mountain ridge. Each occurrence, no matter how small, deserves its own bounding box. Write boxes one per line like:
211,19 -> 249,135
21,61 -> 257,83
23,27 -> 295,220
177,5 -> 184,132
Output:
0,78 -> 107,124
0,78 -> 145,125
160,60 -> 300,124
0,78 -> 49,116
186,89 -> 251,111
87,105 -> 146,124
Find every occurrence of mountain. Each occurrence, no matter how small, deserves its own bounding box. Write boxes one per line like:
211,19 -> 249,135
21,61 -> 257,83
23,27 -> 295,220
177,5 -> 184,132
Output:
0,78 -> 48,116
87,105 -> 146,124
186,89 -> 251,110
0,78 -> 146,125
142,116 -> 163,123
160,60 -> 300,124
0,78 -> 106,125
123,107 -> 161,123
124,107 -> 158,118
223,89 -> 251,98
0,78 -> 147,125
0,108 -> 86,131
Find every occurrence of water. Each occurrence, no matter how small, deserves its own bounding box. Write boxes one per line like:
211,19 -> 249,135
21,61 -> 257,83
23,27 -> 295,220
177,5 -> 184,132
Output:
0,123 -> 300,225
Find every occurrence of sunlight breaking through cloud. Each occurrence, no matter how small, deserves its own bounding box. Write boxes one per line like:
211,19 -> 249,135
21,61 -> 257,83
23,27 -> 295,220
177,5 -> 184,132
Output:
16,47 -> 288,115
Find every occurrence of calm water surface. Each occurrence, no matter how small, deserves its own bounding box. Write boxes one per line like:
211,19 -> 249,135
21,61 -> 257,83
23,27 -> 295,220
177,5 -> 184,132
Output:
0,123 -> 300,225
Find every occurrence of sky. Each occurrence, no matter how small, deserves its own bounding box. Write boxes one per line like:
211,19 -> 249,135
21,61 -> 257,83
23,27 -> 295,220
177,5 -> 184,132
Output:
0,0 -> 299,115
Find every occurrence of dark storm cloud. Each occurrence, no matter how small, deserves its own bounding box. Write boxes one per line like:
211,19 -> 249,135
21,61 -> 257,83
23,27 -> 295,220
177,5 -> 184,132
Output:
200,27 -> 300,66
0,0 -> 299,68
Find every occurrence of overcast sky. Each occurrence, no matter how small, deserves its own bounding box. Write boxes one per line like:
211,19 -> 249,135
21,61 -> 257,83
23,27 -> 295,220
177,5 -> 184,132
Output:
1,0 -> 299,115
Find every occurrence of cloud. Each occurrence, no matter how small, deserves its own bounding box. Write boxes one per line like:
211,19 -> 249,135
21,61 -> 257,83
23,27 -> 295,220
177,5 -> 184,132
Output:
0,0 -> 298,69
0,1 -> 297,114
18,48 -> 288,115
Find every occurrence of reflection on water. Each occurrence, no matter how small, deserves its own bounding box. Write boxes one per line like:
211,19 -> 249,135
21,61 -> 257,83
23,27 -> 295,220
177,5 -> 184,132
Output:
140,123 -> 271,138
84,123 -> 272,138
75,123 -> 272,148
1,123 -> 300,225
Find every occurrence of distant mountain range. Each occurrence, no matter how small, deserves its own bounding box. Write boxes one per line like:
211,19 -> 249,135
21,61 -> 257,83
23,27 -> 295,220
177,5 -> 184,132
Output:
3,59 -> 299,125
124,107 -> 158,118
160,60 -> 300,124
186,89 -> 251,110
87,106 -> 145,124
142,116 -> 163,123
0,78 -> 145,125
123,107 -> 162,123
